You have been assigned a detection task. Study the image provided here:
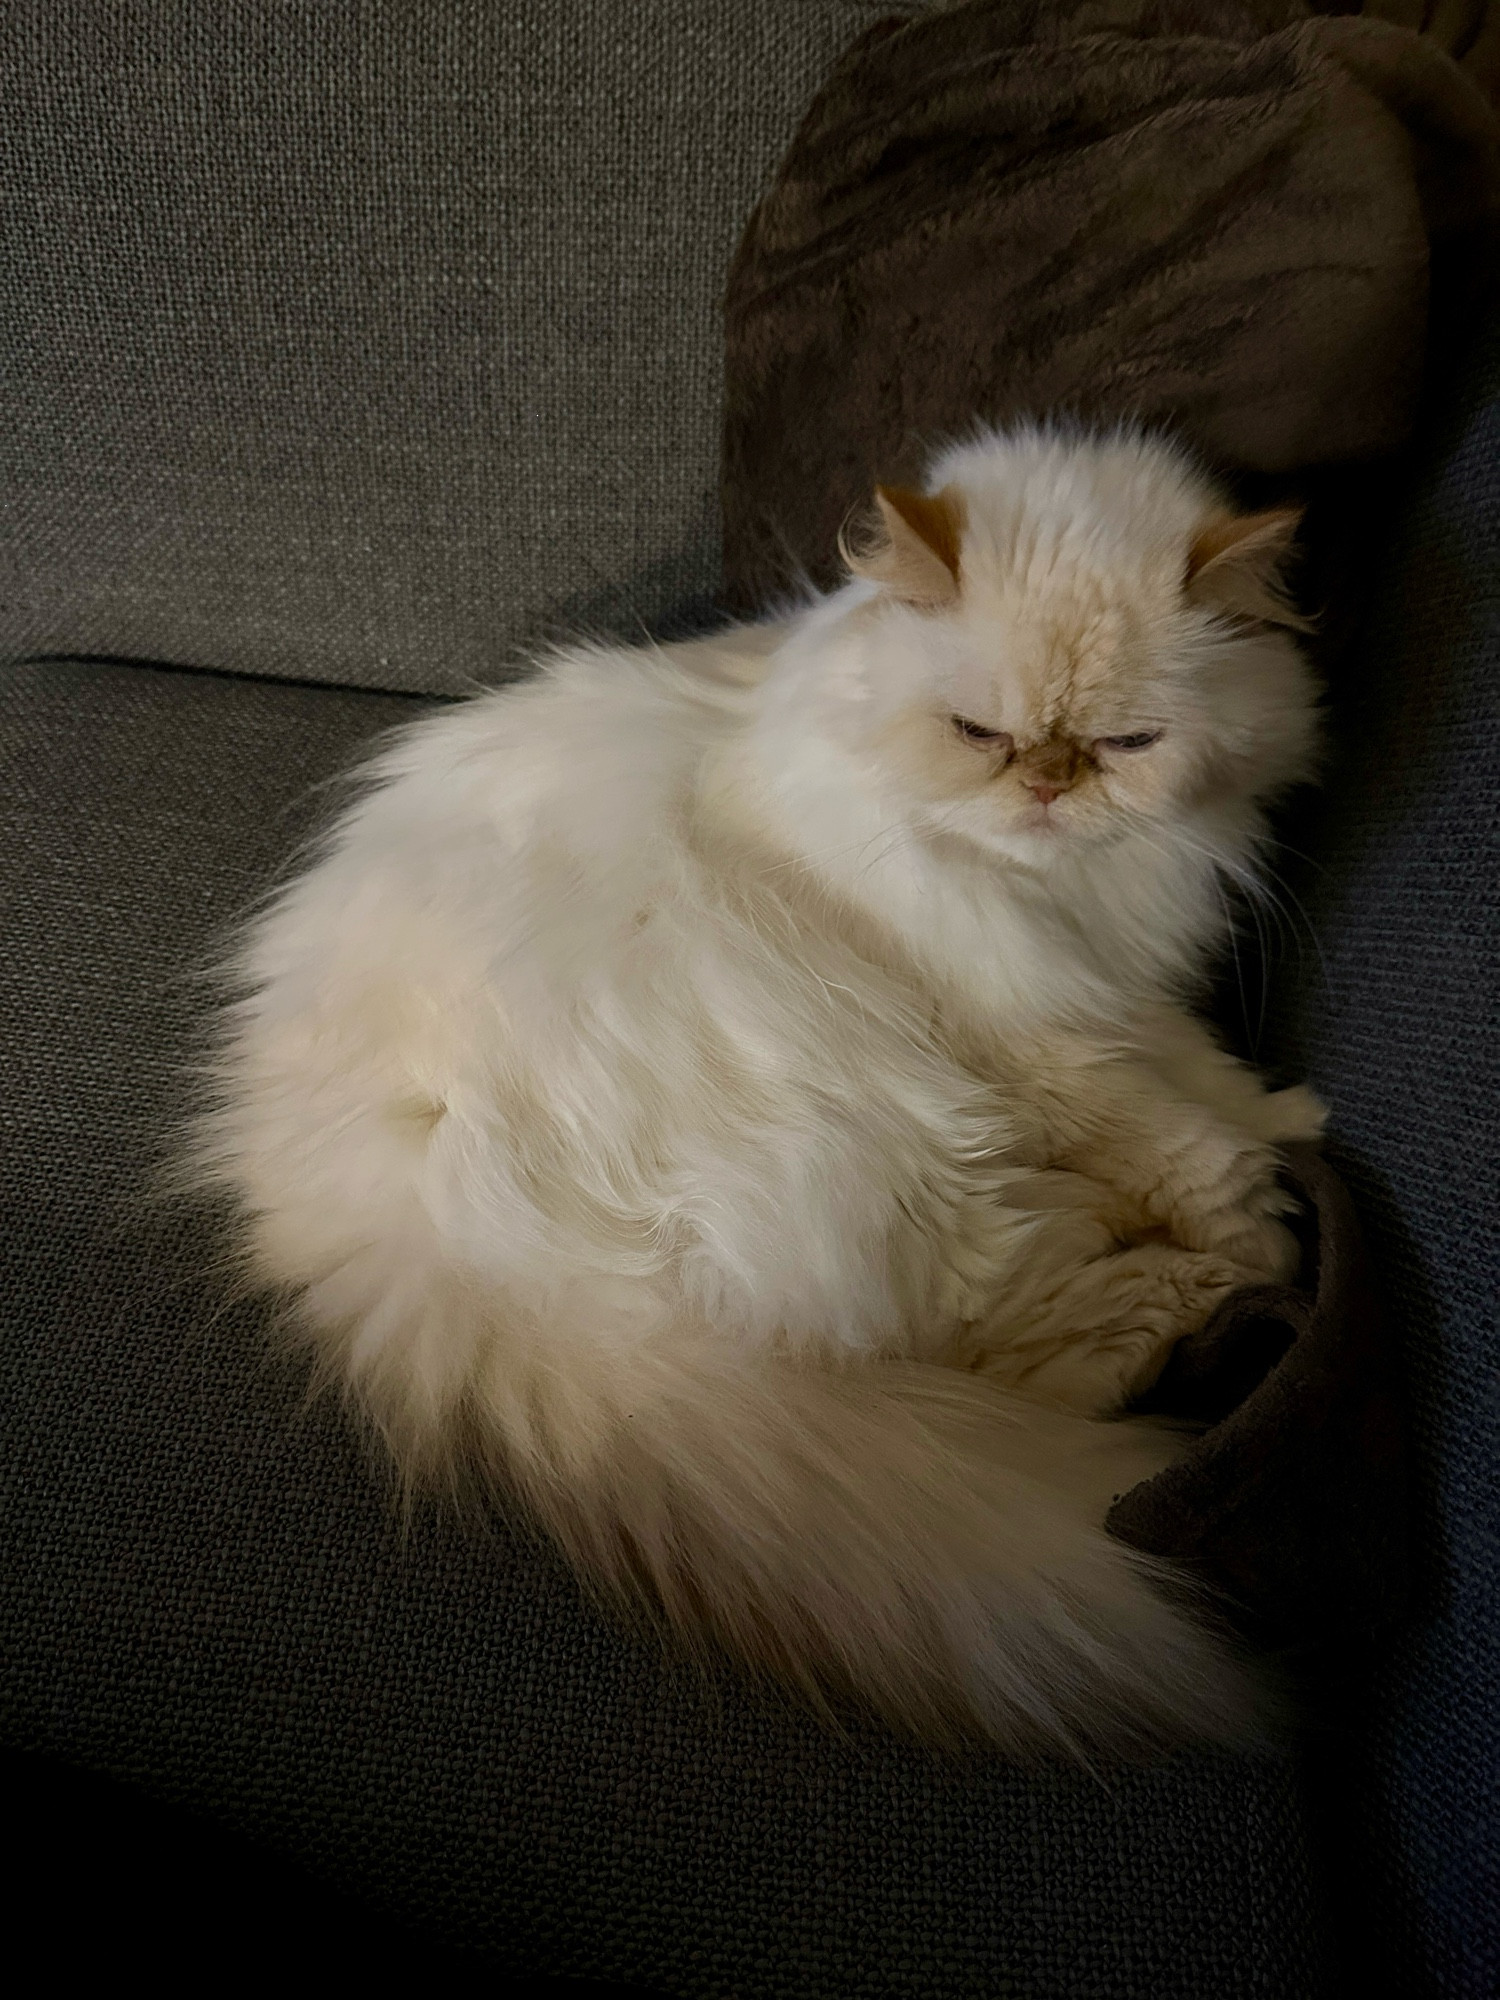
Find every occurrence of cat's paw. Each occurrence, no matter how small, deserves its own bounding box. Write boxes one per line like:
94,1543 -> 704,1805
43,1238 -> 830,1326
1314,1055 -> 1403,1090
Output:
994,1245 -> 1245,1415
1242,1083 -> 1328,1147
1160,1129 -> 1299,1280
1206,1209 -> 1302,1286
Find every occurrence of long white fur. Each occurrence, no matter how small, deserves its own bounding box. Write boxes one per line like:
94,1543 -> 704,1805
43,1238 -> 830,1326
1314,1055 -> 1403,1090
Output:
197,424 -> 1324,1756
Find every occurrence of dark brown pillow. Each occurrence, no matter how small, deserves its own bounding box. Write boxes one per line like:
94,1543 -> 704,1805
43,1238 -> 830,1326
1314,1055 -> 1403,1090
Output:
722,0 -> 1499,671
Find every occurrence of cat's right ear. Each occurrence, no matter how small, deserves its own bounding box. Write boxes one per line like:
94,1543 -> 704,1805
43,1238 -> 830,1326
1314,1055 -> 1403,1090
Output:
1185,507 -> 1311,629
840,485 -> 965,608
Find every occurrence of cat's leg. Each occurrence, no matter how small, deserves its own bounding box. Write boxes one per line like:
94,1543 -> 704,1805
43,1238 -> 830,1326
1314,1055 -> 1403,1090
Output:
1011,1042 -> 1302,1286
956,1184 -> 1246,1418
1134,1004 -> 1327,1147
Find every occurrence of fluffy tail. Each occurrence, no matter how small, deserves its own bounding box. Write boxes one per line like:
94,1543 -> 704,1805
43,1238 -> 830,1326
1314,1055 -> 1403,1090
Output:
342,1293 -> 1269,1759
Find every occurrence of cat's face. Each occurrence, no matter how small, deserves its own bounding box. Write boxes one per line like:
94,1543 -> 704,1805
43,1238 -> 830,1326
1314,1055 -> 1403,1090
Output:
839,431 -> 1319,867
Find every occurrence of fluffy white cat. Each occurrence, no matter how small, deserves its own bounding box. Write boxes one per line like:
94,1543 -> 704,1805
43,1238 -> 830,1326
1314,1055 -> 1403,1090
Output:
198,424 -> 1326,1757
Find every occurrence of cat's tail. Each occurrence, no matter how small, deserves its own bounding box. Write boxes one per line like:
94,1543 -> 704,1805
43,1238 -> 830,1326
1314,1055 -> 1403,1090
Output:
343,1289 -> 1270,1759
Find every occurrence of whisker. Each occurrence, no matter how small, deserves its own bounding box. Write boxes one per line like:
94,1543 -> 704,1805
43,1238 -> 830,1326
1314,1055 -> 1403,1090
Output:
1112,811 -> 1287,1049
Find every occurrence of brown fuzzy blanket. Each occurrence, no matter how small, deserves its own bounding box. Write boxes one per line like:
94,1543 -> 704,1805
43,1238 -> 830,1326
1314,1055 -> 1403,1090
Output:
718,0 -> 1500,1640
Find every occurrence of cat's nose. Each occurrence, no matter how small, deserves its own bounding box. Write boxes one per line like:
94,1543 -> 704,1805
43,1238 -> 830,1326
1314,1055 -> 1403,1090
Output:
1027,781 -> 1063,807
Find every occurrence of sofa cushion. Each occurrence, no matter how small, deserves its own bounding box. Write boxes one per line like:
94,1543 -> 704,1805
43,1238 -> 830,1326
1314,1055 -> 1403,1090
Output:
1261,304 -> 1500,1998
0,2 -> 904,697
0,656 -> 1329,1998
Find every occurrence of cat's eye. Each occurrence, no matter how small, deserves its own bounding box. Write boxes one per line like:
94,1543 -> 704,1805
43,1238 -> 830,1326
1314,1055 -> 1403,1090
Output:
952,716 -> 1013,751
1096,731 -> 1162,752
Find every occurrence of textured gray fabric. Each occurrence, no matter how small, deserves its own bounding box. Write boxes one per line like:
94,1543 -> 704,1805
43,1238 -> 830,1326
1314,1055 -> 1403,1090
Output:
0,1 -> 908,697
0,658 -> 1329,1999
1260,308 -> 1500,1998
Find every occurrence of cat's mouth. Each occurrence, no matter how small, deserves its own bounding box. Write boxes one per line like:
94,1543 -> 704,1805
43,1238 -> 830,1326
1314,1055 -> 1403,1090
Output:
1017,803 -> 1066,835
986,801 -> 1106,863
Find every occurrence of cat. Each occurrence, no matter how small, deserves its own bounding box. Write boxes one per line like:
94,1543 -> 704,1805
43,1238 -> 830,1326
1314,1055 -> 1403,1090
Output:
196,422 -> 1327,1759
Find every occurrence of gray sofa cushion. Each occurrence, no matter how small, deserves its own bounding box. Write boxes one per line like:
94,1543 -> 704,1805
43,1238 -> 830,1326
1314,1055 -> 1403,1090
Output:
0,656 -> 1328,2000
0,1 -> 907,697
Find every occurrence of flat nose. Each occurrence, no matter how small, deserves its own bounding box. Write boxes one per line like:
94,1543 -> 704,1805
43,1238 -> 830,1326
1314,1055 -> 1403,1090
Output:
1027,781 -> 1062,807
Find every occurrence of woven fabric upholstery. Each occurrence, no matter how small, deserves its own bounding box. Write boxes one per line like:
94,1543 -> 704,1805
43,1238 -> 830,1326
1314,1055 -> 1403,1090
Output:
0,1 -> 907,696
1261,307 -> 1500,1999
0,658 -> 1327,1999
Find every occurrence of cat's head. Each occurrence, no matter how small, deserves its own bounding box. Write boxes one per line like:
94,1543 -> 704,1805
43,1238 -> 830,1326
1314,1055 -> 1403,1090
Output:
830,425 -> 1320,867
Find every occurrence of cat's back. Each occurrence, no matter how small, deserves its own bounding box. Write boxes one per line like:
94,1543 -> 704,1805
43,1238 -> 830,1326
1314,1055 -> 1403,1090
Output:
251,626 -> 778,992
209,624 -> 782,1237
369,629 -> 766,870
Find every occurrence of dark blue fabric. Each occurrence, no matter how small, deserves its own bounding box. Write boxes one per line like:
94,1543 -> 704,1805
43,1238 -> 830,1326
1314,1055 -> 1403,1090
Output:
1262,304 -> 1500,1997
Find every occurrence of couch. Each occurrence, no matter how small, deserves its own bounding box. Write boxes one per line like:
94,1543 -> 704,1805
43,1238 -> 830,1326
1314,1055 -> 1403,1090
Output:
2,5 -> 1495,1993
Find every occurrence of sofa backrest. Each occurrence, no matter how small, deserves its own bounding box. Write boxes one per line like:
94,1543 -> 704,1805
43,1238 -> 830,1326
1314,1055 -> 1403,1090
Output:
0,1 -> 904,696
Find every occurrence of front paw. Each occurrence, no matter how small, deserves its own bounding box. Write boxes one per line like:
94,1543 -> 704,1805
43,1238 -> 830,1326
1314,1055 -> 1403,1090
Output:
1247,1083 -> 1328,1147
987,1245 -> 1248,1415
1203,1208 -> 1302,1286
1162,1134 -> 1302,1283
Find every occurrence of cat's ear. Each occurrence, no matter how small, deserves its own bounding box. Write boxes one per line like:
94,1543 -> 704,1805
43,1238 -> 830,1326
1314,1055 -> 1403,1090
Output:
842,485 -> 965,607
1185,506 -> 1310,628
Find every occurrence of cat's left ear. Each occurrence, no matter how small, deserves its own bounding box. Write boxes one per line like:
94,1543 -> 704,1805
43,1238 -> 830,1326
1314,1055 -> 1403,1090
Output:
1185,507 -> 1310,628
842,485 -> 966,608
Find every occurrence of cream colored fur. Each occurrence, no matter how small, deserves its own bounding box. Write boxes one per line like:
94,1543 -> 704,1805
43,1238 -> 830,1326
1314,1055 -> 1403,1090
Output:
197,424 -> 1325,1757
